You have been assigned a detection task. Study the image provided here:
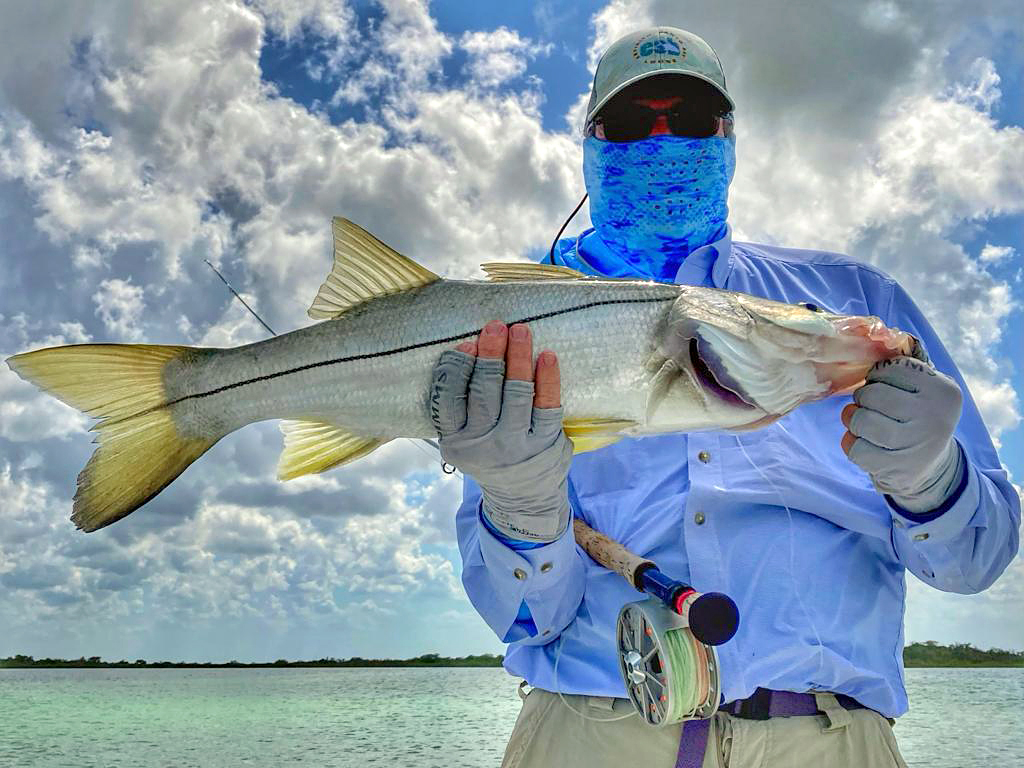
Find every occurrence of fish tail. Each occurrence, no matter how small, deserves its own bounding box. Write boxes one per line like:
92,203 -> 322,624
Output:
5,343 -> 218,532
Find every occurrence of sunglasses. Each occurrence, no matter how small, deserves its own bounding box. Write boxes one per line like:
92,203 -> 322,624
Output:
590,104 -> 732,142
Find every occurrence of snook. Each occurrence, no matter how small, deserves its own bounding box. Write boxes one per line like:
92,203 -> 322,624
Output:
6,218 -> 917,532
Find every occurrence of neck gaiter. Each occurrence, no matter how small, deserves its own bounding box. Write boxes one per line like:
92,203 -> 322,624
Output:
582,134 -> 736,281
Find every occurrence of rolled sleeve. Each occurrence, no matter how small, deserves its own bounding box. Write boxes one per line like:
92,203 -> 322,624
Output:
456,478 -> 585,647
890,456 -> 1020,593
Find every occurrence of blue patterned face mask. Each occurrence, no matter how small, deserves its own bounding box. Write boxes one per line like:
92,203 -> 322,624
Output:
582,135 -> 736,281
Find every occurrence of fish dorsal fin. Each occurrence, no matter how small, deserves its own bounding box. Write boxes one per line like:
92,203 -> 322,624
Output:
278,420 -> 389,480
308,217 -> 440,320
562,417 -> 636,454
480,262 -> 588,281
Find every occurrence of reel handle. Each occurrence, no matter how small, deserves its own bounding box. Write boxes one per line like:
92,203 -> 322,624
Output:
573,519 -> 739,646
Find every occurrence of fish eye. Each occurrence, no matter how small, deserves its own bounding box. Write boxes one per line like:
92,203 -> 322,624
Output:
800,302 -> 821,312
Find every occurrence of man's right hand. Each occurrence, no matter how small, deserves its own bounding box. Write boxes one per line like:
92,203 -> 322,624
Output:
429,321 -> 573,543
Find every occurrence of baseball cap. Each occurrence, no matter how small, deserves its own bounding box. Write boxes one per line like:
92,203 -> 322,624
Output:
586,27 -> 734,126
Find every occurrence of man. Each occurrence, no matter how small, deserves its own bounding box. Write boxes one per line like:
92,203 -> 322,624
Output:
429,26 -> 1020,768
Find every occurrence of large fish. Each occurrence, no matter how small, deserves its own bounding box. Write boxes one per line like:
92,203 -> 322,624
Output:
6,218 -> 918,532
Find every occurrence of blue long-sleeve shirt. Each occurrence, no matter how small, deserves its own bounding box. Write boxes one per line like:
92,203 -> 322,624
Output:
454,225 -> 1020,718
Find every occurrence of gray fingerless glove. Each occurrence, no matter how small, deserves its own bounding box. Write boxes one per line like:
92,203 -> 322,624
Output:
430,350 -> 573,543
847,357 -> 966,513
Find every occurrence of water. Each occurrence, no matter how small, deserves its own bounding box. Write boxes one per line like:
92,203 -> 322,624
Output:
0,667 -> 1020,767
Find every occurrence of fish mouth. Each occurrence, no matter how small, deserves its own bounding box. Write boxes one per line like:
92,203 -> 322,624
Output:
688,336 -> 756,409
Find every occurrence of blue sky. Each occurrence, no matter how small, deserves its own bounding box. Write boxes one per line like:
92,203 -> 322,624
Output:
0,0 -> 1021,665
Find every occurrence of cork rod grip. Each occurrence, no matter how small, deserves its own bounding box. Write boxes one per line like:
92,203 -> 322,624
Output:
572,518 -> 653,590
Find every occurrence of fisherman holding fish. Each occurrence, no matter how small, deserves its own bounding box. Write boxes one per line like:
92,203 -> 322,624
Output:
434,27 -> 1021,768
5,22 -> 1020,768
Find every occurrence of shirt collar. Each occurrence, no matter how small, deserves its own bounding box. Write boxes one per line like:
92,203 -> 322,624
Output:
672,224 -> 733,288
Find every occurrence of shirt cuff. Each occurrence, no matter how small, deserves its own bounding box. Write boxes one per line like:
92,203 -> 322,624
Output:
885,441 -> 968,523
480,501 -> 546,550
889,455 -> 979,545
476,508 -> 584,643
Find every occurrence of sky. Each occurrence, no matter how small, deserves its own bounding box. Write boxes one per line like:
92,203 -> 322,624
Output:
0,0 -> 1022,664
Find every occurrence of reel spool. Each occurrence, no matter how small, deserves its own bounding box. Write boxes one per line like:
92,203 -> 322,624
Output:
616,597 -> 721,727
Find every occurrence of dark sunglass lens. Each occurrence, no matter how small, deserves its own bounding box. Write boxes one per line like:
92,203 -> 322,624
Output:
668,109 -> 718,138
600,107 -> 657,142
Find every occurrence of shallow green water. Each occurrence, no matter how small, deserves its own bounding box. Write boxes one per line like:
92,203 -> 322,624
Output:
0,667 -> 1020,767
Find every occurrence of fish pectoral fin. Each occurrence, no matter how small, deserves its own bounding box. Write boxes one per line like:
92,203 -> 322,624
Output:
308,218 -> 441,320
277,420 -> 388,480
565,434 -> 624,453
645,359 -> 683,424
562,418 -> 636,454
480,262 -> 589,281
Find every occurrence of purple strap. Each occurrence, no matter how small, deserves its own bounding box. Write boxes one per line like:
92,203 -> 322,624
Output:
675,718 -> 711,768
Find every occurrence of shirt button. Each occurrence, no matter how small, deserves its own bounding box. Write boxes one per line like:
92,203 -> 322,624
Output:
540,562 -> 553,573
913,533 -> 929,542
513,568 -> 528,580
697,451 -> 711,464
694,512 -> 706,525
893,518 -> 905,528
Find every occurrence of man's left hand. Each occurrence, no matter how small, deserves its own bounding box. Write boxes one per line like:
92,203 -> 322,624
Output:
841,356 -> 965,513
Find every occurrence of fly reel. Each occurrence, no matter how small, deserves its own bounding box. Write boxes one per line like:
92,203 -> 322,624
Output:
571,518 -> 736,728
616,597 -> 722,727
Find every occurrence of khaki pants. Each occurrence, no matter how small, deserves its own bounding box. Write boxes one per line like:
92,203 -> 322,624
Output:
502,687 -> 908,768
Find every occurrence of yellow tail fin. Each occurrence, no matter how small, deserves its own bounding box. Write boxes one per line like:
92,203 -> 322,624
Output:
5,344 -> 216,532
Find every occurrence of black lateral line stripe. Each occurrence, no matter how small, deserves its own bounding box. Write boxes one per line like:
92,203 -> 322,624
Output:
156,295 -> 674,410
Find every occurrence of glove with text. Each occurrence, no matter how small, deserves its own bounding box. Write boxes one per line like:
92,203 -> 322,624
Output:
844,356 -> 965,514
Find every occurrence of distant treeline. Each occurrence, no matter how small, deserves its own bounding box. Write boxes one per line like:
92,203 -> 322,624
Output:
2,643 -> 1022,669
903,641 -> 1024,667
0,652 -> 503,669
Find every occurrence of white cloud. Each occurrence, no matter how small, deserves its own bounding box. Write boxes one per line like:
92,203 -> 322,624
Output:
198,293 -> 273,347
253,0 -> 354,44
1,319 -> 92,442
460,27 -> 551,88
949,57 -> 1003,112
330,0 -> 452,106
963,375 -> 1022,451
980,244 -> 1016,264
0,370 -> 88,443
0,464 -> 62,550
93,278 -> 145,341
587,0 -> 653,73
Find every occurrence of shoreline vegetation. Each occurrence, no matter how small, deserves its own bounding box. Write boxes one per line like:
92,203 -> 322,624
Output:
1,643 -> 1022,670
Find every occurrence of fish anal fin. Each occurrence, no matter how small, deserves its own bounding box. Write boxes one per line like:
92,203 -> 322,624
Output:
562,418 -> 636,454
480,262 -> 588,281
308,217 -> 440,320
278,420 -> 388,480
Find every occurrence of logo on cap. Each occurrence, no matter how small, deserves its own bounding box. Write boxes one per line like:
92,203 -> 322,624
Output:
631,32 -> 685,64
